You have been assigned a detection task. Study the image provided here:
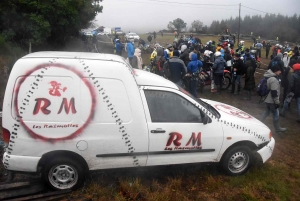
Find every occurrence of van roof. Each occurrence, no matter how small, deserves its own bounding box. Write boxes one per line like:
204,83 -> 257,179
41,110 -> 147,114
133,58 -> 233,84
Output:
22,52 -> 125,63
134,69 -> 179,90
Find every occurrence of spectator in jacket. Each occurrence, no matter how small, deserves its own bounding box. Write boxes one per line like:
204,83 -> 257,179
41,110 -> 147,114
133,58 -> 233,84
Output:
261,65 -> 287,133
187,54 -> 203,97
243,53 -> 256,99
168,50 -> 186,85
281,58 -> 300,122
231,53 -> 244,94
255,41 -> 263,58
115,39 -> 123,56
132,48 -> 143,70
266,42 -> 271,59
127,39 -> 135,65
212,52 -> 227,93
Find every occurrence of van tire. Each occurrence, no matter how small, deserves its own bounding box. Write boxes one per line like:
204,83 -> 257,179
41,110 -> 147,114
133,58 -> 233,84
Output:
220,146 -> 254,176
42,157 -> 84,190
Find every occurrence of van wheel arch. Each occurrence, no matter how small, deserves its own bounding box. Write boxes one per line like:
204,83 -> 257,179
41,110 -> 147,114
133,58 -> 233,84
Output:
219,141 -> 257,176
38,150 -> 89,173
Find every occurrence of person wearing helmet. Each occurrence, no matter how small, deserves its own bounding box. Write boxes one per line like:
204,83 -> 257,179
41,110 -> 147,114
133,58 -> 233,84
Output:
179,44 -> 190,66
203,50 -> 213,71
236,41 -> 245,54
212,51 -> 227,93
164,44 -> 174,60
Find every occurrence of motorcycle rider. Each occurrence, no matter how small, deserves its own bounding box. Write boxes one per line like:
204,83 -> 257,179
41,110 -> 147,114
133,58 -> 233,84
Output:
164,44 -> 174,60
212,52 -> 227,93
180,44 -> 190,66
202,50 -> 214,92
236,41 -> 245,55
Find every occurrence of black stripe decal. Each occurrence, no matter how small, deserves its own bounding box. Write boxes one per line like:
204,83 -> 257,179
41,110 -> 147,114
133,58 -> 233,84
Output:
96,149 -> 215,157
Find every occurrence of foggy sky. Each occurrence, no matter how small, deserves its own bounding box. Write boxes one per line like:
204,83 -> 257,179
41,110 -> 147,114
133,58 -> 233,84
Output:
94,0 -> 300,33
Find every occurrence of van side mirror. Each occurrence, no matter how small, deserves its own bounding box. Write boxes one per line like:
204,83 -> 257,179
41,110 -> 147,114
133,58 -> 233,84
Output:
203,115 -> 212,125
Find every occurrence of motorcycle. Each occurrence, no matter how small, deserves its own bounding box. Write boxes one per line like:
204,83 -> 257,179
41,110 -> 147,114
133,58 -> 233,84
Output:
138,43 -> 152,53
198,68 -> 231,93
182,64 -> 231,93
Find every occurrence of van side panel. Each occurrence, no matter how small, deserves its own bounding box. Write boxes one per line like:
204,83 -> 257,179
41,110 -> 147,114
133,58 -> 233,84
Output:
3,57 -> 149,172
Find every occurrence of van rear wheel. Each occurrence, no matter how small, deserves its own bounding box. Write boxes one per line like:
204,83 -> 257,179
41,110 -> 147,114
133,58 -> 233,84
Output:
42,157 -> 84,190
220,146 -> 254,176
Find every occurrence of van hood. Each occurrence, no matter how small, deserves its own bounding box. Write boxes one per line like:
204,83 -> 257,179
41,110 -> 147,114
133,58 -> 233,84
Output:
201,99 -> 268,128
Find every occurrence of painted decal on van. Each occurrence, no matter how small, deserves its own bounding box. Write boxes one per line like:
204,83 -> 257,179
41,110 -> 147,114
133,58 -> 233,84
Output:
165,132 -> 203,151
14,63 -> 97,142
215,104 -> 252,119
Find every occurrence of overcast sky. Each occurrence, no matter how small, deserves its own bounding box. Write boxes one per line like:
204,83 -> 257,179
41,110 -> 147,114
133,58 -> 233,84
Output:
94,0 -> 300,33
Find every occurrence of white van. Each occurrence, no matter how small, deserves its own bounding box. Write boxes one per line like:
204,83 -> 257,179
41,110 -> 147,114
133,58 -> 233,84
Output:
2,52 -> 275,190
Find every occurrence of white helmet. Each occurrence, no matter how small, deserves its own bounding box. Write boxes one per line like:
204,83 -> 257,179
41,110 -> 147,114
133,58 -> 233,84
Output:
214,52 -> 221,57
239,40 -> 245,45
204,50 -> 212,57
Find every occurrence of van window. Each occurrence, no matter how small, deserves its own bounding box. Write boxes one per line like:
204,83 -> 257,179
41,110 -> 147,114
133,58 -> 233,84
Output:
144,90 -> 203,123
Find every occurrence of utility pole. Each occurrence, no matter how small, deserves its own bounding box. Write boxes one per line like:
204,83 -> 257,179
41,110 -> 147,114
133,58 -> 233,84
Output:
238,3 -> 241,44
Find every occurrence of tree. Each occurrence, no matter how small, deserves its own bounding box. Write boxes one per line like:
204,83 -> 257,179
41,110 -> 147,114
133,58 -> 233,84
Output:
167,18 -> 187,33
191,20 -> 203,33
0,0 -> 103,49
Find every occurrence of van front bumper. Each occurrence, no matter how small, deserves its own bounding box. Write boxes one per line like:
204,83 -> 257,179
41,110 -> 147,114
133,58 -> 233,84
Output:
3,152 -> 41,172
257,137 -> 275,163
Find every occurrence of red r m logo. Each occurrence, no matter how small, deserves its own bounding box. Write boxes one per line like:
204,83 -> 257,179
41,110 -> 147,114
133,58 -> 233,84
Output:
186,132 -> 202,146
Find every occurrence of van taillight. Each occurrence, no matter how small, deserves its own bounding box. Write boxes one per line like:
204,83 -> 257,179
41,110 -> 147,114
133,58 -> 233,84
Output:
2,127 -> 11,144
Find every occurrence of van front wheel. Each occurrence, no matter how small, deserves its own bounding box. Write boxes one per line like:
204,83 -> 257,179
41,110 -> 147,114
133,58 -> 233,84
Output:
42,157 -> 84,190
220,146 -> 254,176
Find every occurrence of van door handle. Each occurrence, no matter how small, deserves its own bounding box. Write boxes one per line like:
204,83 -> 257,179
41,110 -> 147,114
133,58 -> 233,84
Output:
151,129 -> 166,133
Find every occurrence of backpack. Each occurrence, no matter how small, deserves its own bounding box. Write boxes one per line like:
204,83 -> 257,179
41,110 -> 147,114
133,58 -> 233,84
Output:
257,77 -> 270,100
157,56 -> 165,71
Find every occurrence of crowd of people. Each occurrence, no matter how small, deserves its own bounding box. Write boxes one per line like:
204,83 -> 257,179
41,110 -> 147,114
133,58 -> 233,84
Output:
111,32 -> 300,132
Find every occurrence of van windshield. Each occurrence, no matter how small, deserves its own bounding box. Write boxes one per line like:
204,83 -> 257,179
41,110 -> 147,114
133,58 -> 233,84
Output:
178,86 -> 221,118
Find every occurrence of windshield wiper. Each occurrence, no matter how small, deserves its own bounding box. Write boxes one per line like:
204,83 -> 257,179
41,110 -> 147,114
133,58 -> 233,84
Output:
197,99 -> 220,118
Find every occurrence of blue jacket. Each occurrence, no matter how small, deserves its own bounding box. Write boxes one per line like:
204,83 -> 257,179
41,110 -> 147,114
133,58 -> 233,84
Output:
187,54 -> 203,73
212,56 -> 227,74
164,49 -> 170,60
127,43 -> 134,58
115,42 -> 123,53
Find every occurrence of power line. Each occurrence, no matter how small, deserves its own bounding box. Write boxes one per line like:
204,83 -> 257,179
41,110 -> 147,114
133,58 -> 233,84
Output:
241,5 -> 269,14
147,0 -> 237,6
111,0 -> 237,7
111,0 -> 238,10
